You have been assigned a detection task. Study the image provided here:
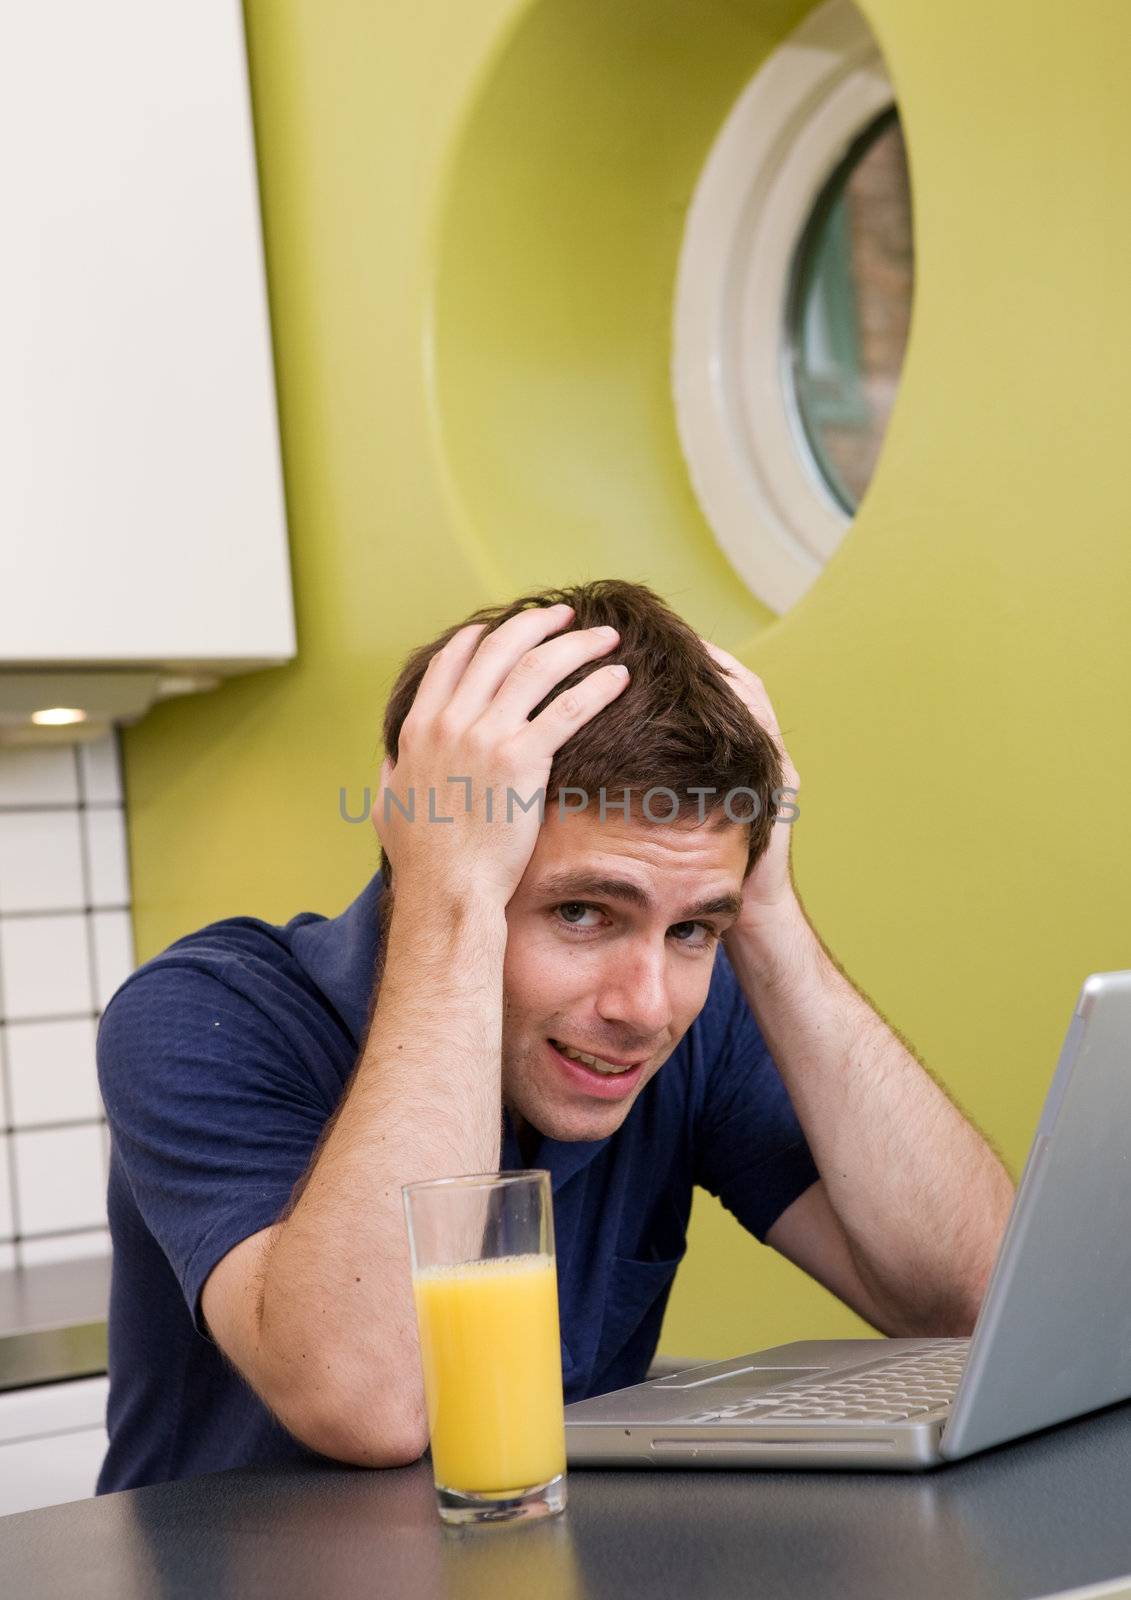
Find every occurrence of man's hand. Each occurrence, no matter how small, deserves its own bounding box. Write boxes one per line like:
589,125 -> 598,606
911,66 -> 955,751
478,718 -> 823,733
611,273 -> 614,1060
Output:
374,604 -> 629,909
701,640 -> 800,929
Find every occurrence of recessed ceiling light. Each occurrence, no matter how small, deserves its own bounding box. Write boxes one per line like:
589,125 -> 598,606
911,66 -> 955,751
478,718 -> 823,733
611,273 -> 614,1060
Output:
31,707 -> 88,727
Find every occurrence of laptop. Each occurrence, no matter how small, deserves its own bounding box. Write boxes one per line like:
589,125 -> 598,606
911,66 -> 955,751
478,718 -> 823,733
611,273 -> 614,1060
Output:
565,970 -> 1131,1471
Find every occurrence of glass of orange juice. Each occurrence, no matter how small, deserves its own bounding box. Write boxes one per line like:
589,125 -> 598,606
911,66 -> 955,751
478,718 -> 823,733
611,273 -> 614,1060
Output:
402,1169 -> 567,1526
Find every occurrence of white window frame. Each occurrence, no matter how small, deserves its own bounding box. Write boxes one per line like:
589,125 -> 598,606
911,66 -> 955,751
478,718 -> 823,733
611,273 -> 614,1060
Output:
672,0 -> 899,615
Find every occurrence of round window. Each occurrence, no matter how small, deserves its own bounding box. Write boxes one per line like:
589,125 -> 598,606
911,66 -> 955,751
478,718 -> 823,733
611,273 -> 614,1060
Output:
673,0 -> 912,614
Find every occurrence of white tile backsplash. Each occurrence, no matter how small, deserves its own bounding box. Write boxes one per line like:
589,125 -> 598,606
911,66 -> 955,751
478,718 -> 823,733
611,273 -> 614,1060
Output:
6,1017 -> 101,1127
14,1125 -> 107,1235
0,747 -> 80,808
0,914 -> 93,1021
82,807 -> 130,907
0,810 -> 86,914
0,731 -> 129,1260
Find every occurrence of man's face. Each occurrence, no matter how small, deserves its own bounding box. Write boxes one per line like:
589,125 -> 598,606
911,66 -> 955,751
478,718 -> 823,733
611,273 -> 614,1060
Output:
501,805 -> 749,1145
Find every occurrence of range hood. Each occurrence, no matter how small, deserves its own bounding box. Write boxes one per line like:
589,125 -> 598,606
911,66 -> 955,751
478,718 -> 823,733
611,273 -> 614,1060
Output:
0,2 -> 296,747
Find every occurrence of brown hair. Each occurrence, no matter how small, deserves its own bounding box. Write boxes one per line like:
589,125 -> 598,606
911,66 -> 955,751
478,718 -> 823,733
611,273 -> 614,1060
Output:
378,579 -> 783,891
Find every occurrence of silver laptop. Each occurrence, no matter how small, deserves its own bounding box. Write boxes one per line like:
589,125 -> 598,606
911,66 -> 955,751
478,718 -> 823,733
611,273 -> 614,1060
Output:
566,970 -> 1131,1471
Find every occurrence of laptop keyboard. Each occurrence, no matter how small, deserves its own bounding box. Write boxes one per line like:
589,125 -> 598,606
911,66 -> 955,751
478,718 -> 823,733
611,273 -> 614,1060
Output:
678,1339 -> 970,1425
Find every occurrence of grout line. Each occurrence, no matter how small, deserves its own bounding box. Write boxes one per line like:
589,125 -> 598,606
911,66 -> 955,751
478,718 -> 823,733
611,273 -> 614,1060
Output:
0,801 -> 121,814
2,1420 -> 111,1450
0,1223 -> 110,1246
101,729 -> 127,1205
6,1116 -> 109,1137
103,728 -> 129,1204
73,740 -> 112,1262
74,747 -> 103,1031
0,1021 -> 24,1257
0,1010 -> 102,1029
0,753 -> 24,1251
0,899 -> 130,922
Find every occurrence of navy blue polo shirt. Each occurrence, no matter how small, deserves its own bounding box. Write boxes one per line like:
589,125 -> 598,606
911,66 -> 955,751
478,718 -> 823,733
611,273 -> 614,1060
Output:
95,872 -> 820,1493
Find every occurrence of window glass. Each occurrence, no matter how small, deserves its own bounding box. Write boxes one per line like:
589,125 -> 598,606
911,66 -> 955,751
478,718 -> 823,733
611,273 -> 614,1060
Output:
786,109 -> 914,515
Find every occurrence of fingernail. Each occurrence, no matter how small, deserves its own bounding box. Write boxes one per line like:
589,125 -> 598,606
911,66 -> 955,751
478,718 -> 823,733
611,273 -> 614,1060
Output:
595,625 -> 619,638
610,663 -> 629,677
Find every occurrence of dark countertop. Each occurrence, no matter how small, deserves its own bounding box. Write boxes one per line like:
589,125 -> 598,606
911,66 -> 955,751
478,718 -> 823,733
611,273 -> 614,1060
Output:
0,1256 -> 110,1390
5,1401 -> 1131,1599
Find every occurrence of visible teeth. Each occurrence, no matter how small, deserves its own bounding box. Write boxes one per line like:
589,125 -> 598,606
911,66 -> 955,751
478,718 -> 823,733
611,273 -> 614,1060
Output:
554,1041 -> 634,1075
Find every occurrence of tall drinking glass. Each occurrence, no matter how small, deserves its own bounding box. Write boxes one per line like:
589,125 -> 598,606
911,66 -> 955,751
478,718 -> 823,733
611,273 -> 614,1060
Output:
402,1169 -> 567,1526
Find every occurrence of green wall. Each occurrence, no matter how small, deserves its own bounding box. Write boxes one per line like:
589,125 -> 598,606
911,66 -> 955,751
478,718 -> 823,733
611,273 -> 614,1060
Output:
123,0 -> 1131,1359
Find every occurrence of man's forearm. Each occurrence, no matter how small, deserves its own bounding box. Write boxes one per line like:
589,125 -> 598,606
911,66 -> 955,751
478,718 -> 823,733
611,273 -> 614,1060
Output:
255,884 -> 508,1461
727,895 -> 1016,1334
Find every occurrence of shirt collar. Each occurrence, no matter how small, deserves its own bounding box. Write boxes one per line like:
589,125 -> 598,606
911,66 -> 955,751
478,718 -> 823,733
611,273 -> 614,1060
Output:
502,1106 -> 611,1194
289,871 -> 384,1046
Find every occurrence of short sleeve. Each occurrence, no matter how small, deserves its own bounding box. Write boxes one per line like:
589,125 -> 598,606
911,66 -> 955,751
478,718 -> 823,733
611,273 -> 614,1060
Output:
693,956 -> 820,1242
97,964 -> 336,1339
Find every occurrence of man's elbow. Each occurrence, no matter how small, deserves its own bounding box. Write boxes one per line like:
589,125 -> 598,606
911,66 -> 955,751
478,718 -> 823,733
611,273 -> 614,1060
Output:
249,1285 -> 429,1466
930,1302 -> 980,1339
286,1390 -> 430,1469
314,1409 -> 430,1471
888,1228 -> 1003,1338
870,1273 -> 986,1339
906,1278 -> 990,1339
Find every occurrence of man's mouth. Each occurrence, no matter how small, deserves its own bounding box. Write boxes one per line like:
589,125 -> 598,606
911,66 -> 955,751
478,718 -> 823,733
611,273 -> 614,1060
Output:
548,1038 -> 646,1077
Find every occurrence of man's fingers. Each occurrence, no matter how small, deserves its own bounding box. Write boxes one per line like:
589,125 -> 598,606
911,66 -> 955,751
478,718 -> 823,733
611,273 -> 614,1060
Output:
524,662 -> 630,759
404,622 -> 490,727
480,624 -> 621,731
440,604 -> 577,726
702,639 -> 799,789
702,638 -> 756,686
702,639 -> 781,737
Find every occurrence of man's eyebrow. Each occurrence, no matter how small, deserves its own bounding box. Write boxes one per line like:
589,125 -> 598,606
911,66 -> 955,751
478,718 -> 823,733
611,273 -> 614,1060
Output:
532,872 -> 744,921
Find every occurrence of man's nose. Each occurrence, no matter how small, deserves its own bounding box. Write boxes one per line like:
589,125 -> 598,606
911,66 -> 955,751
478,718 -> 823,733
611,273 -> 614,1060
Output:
595,944 -> 674,1040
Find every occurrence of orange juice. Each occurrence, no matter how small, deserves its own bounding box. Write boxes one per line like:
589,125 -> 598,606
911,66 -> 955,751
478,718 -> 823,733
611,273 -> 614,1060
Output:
412,1253 -> 566,1493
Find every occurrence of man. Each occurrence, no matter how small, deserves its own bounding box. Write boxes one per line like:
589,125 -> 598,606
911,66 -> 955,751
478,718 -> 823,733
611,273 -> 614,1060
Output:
95,580 -> 1015,1492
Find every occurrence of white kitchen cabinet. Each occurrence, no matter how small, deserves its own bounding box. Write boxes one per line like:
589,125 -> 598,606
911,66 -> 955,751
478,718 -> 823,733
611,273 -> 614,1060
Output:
0,3 -> 294,688
0,1376 -> 109,1517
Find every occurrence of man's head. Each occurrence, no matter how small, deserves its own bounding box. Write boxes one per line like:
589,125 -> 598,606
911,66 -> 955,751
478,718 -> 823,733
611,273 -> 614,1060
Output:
379,579 -> 783,1143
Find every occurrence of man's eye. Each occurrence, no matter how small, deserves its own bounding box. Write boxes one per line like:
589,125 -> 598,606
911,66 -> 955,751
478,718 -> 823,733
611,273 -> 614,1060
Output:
556,903 -> 601,928
670,921 -> 715,946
